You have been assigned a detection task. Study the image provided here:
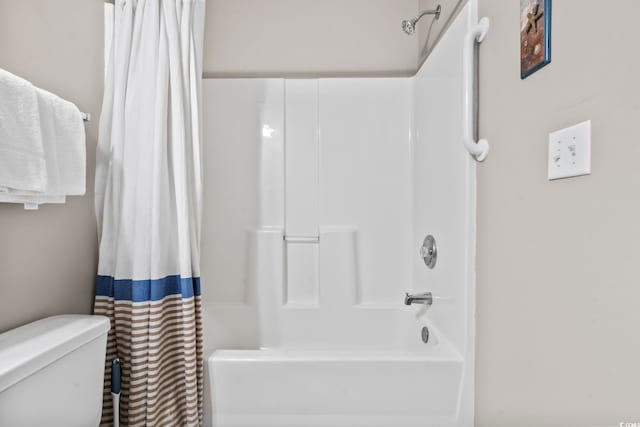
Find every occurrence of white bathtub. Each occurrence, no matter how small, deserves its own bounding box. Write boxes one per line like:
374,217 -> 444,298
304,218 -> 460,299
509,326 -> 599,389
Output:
205,325 -> 465,427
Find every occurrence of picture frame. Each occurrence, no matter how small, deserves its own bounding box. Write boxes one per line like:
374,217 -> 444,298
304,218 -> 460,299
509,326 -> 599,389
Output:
520,0 -> 552,79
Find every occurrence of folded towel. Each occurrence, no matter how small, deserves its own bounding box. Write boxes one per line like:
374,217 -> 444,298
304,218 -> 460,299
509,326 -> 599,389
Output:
0,69 -> 86,209
36,88 -> 86,197
0,68 -> 47,192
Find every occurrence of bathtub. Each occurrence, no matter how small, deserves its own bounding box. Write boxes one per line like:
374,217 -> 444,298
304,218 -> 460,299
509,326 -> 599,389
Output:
205,315 -> 465,427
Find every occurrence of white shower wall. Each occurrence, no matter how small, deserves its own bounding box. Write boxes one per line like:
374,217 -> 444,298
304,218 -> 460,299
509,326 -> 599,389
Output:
319,79 -> 413,305
201,78 -> 416,350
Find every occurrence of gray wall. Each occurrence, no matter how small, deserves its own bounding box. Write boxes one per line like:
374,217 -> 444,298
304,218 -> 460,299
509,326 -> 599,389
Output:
0,0 -> 103,332
476,0 -> 640,425
203,0 -> 419,77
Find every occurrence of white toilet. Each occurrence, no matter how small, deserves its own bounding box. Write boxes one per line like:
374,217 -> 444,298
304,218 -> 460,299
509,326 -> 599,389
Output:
0,315 -> 110,427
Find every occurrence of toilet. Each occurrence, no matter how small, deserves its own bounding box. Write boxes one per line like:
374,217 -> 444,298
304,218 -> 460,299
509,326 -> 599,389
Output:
0,315 -> 110,427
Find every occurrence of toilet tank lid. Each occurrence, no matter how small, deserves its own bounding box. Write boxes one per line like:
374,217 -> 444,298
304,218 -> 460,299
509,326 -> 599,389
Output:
0,315 -> 110,393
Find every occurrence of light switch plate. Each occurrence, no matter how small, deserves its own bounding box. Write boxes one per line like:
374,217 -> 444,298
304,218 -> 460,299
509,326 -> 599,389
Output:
548,120 -> 591,180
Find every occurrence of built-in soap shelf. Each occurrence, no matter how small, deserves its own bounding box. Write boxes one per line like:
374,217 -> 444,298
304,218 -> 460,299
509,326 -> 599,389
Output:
283,235 -> 319,243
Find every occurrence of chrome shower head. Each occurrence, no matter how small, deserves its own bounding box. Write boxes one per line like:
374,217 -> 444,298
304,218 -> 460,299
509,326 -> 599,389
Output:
401,19 -> 417,35
401,5 -> 441,35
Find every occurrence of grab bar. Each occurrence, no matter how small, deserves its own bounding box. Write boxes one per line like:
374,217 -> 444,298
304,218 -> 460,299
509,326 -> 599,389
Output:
463,17 -> 490,162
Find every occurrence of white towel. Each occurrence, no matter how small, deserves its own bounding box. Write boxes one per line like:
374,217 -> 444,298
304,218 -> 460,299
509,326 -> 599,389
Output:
0,71 -> 86,209
0,68 -> 47,193
35,88 -> 86,197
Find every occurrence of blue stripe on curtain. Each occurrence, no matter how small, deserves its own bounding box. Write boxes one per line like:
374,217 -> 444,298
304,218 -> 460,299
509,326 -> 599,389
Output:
96,275 -> 201,302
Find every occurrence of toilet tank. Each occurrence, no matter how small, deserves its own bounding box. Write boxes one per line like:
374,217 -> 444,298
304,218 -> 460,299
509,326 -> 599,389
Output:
0,315 -> 110,427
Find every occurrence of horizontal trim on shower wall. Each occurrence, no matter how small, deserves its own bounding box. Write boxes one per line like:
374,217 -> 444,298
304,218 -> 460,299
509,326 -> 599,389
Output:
284,235 -> 320,243
96,275 -> 201,302
202,70 -> 416,80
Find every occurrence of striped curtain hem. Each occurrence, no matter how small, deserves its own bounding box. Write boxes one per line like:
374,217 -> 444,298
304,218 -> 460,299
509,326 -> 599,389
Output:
94,275 -> 203,427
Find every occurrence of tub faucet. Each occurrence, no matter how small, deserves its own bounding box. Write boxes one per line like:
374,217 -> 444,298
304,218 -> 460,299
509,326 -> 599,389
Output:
404,292 -> 433,306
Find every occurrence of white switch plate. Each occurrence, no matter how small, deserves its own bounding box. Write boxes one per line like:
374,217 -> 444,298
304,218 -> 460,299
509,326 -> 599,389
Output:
548,120 -> 591,180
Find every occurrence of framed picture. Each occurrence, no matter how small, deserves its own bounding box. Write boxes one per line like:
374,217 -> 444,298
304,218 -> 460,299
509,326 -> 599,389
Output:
520,0 -> 551,79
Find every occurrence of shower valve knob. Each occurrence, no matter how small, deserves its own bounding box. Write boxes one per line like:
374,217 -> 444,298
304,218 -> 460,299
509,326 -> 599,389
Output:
420,235 -> 437,269
420,246 -> 434,257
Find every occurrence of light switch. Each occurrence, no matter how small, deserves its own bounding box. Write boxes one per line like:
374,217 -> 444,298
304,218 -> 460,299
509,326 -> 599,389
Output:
548,120 -> 591,180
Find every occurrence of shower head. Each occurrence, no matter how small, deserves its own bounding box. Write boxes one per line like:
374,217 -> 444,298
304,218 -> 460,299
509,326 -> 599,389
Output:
402,5 -> 441,35
401,19 -> 417,35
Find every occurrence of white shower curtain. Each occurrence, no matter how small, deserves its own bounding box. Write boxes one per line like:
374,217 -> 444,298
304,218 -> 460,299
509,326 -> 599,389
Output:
93,0 -> 206,425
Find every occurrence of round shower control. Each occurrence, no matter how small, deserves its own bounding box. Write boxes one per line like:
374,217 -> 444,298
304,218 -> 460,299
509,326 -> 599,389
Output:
420,235 -> 437,269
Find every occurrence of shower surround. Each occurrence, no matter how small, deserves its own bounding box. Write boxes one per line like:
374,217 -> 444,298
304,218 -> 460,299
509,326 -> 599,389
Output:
201,4 -> 477,426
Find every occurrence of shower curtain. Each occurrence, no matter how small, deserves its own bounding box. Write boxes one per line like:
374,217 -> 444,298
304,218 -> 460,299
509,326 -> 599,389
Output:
93,0 -> 206,425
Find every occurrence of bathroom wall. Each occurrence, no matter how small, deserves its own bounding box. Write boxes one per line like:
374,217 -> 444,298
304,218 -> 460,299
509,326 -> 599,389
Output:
203,0 -> 420,77
476,0 -> 640,425
0,0 -> 103,332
